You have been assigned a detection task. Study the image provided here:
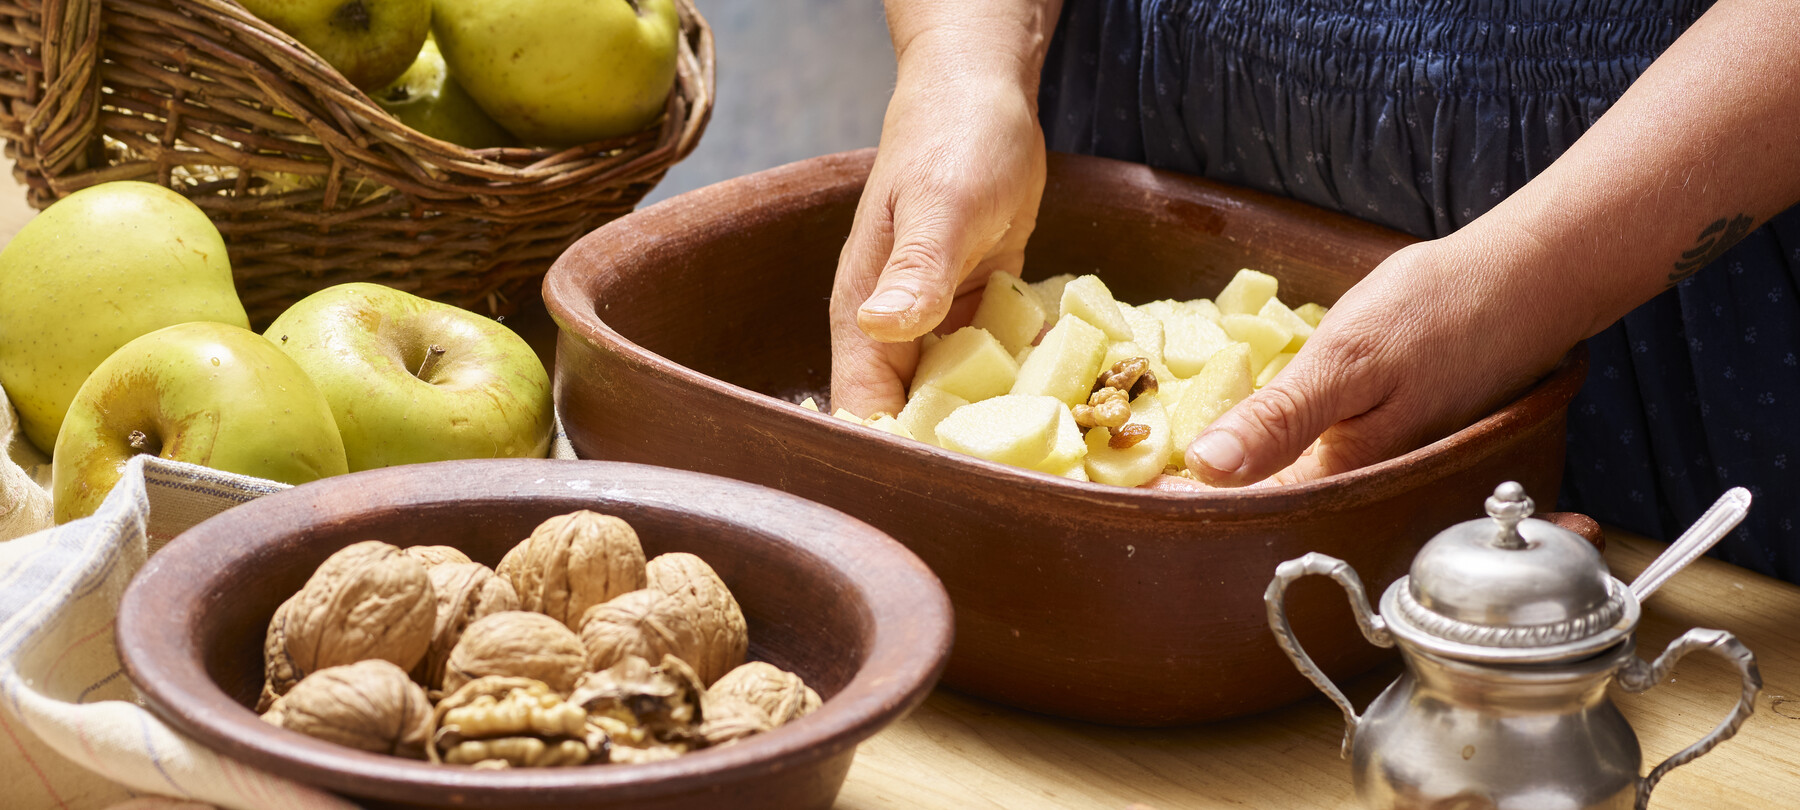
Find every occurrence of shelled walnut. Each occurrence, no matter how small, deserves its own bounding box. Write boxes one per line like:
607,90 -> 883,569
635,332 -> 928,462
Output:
443,611 -> 587,695
260,541 -> 435,711
570,655 -> 706,763
644,552 -> 748,685
415,563 -> 520,691
1094,356 -> 1158,398
429,677 -> 591,767
499,511 -> 648,630
262,660 -> 432,758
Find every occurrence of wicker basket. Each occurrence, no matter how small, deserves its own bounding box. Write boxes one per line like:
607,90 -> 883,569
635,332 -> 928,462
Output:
0,0 -> 714,323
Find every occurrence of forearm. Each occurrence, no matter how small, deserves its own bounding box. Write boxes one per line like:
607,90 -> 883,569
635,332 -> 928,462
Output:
1461,0 -> 1800,345
885,0 -> 1063,97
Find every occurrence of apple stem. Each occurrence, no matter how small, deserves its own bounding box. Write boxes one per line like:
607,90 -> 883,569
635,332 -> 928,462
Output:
416,344 -> 447,381
128,430 -> 149,450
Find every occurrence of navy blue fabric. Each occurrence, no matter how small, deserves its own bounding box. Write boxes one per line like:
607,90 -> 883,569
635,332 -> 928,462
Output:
1038,0 -> 1800,581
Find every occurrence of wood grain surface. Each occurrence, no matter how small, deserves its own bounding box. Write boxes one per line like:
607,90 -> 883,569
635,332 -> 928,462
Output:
836,531 -> 1800,809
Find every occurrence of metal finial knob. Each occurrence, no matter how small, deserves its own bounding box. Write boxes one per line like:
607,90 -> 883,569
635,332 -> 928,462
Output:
1485,482 -> 1534,550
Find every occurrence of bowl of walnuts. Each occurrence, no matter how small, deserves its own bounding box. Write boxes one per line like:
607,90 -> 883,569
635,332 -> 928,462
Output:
116,459 -> 952,810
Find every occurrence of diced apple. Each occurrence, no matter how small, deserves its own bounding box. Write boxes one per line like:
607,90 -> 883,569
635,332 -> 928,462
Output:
1083,392 -> 1173,487
971,270 -> 1047,354
1168,343 -> 1254,466
1138,299 -> 1183,322
1158,375 -> 1190,407
1185,298 -> 1223,323
832,408 -> 862,423
1256,352 -> 1296,388
1059,275 -> 1134,341
1257,297 -> 1315,352
1058,462 -> 1091,482
1014,344 -> 1034,365
1221,313 -> 1293,370
1102,340 -> 1178,389
934,394 -> 1062,468
910,326 -> 1018,402
920,332 -> 941,352
897,385 -> 969,447
1010,314 -> 1109,406
799,397 -> 820,412
1034,404 -> 1087,474
1215,268 -> 1279,316
1294,302 -> 1329,328
864,414 -> 916,440
1030,273 -> 1077,322
1120,306 -> 1166,360
1162,311 -> 1234,378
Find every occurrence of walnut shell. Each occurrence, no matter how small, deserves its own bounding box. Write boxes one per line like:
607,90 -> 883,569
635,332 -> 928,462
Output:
498,510 -> 648,630
415,563 -> 521,690
403,545 -> 473,568
571,654 -> 705,752
698,695 -> 776,747
708,662 -> 822,726
442,611 -> 586,695
577,589 -> 710,675
260,541 -> 435,710
645,552 -> 748,685
261,660 -> 431,758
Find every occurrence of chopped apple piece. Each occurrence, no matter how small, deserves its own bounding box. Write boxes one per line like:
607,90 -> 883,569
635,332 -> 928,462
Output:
1138,299 -> 1183,322
832,408 -> 862,423
1256,352 -> 1296,388
1102,341 -> 1177,389
1010,314 -> 1109,406
934,394 -> 1062,468
1058,463 -> 1091,482
910,326 -> 1018,402
971,270 -> 1048,354
1215,268 -> 1279,316
1014,344 -> 1034,365
1083,393 -> 1173,487
1168,343 -> 1254,466
1030,273 -> 1077,322
1034,404 -> 1087,474
1257,297 -> 1315,352
1120,306 -> 1166,359
1220,313 -> 1293,370
1158,376 -> 1190,407
920,332 -> 941,352
1294,301 -> 1329,328
1059,275 -> 1134,341
864,414 -> 916,440
1162,311 -> 1234,378
897,385 -> 969,447
1185,298 -> 1223,323
799,397 -> 820,412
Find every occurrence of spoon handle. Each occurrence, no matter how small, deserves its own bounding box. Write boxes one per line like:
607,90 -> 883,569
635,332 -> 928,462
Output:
1629,487 -> 1751,602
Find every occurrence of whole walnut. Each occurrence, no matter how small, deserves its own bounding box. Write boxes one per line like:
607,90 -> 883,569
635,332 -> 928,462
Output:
577,589 -> 709,676
415,563 -> 521,691
698,695 -> 776,747
708,661 -> 822,726
443,611 -> 586,695
645,552 -> 748,685
403,545 -> 473,569
261,541 -> 435,710
498,511 -> 648,630
261,660 -> 432,758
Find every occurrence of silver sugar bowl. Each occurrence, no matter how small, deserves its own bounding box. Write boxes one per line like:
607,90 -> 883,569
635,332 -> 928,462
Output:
1266,482 -> 1762,810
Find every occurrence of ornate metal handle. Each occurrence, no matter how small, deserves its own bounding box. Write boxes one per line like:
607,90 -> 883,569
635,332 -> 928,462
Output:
1617,628 -> 1763,810
1264,552 -> 1394,758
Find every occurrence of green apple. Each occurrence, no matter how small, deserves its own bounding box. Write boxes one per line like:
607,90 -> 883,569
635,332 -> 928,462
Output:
0,181 -> 249,455
432,0 -> 681,146
264,283 -> 552,471
240,0 -> 430,91
374,36 -> 517,148
52,322 -> 348,522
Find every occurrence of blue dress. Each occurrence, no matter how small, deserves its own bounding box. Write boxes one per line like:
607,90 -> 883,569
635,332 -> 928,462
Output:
1039,0 -> 1800,582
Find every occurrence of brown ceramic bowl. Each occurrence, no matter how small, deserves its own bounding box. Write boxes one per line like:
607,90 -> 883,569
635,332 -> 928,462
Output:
116,459 -> 952,809
545,149 -> 1586,726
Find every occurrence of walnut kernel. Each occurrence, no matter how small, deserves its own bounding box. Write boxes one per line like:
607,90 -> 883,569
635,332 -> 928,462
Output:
429,676 -> 590,767
1072,387 -> 1132,431
1095,356 -> 1158,398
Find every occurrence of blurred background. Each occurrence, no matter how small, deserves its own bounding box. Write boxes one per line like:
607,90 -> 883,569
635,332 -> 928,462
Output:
644,0 -> 895,205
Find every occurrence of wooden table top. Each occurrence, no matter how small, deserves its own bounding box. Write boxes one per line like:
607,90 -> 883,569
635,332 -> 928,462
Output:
1,175 -> 1792,809
837,531 -> 1800,809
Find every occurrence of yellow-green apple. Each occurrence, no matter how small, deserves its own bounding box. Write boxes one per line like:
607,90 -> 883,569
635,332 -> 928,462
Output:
432,0 -> 680,146
0,181 -> 248,455
264,283 -> 552,470
239,0 -> 430,91
52,322 -> 348,522
374,36 -> 517,148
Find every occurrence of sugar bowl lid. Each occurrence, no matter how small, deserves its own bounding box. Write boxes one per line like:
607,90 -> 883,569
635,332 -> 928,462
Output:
1378,482 -> 1640,663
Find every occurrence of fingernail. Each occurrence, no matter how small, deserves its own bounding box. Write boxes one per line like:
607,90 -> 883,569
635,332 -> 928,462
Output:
1191,430 -> 1246,475
861,288 -> 917,316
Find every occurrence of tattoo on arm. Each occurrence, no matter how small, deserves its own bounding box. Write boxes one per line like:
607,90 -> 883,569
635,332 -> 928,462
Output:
1669,214 -> 1755,285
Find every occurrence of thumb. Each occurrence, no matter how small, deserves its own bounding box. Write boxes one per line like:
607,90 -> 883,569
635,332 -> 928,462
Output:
1184,353 -> 1377,486
856,192 -> 986,343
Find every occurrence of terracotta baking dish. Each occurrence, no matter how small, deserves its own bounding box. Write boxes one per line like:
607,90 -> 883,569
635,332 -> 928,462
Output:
116,459 -> 952,809
545,149 -> 1586,726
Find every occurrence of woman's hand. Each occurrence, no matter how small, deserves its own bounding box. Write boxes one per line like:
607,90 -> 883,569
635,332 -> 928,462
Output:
829,1 -> 1062,418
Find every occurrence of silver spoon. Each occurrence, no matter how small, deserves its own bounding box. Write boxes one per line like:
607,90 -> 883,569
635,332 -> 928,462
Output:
1629,487 -> 1752,602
